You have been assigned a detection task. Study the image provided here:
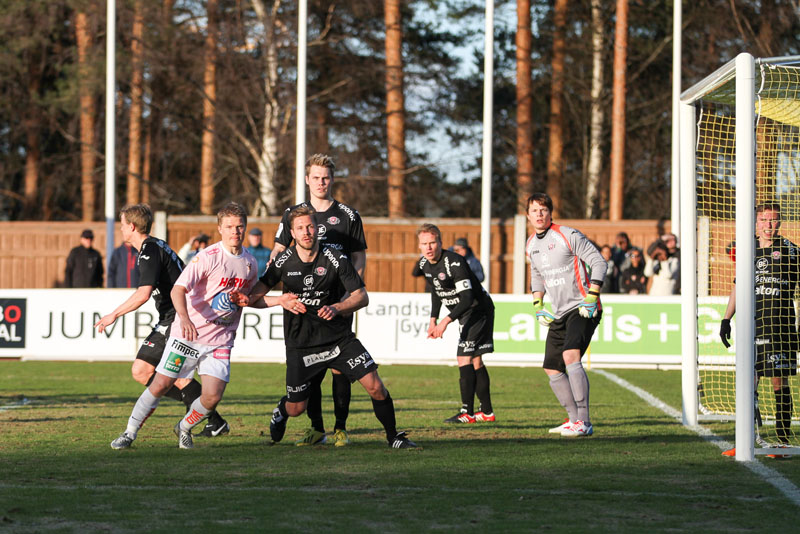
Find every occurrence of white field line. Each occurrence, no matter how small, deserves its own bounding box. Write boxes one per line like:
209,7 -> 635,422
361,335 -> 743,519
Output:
593,369 -> 800,508
0,397 -> 30,413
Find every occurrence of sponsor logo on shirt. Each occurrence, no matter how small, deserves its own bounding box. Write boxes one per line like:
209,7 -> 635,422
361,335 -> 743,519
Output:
318,224 -> 327,237
213,348 -> 230,360
338,203 -> 357,221
170,339 -> 199,358
323,248 -> 340,269
164,352 -> 185,373
287,271 -> 302,276
304,275 -> 314,288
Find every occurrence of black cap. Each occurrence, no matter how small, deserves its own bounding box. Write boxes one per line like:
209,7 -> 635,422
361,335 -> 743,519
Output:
81,229 -> 94,239
454,238 -> 469,248
248,228 -> 262,236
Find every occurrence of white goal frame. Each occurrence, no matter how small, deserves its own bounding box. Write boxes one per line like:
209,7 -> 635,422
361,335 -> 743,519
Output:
680,53 -> 800,462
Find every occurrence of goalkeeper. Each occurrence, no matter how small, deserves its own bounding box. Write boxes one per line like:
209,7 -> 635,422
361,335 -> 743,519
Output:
720,202 -> 799,445
525,193 -> 607,437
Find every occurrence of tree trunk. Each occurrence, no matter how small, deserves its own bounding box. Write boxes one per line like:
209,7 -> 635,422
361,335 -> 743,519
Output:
546,0 -> 567,216
515,0 -> 533,214
200,0 -> 218,215
609,0 -> 628,221
126,0 -> 144,205
585,0 -> 605,218
23,57 -> 42,219
250,0 -> 281,216
385,0 -> 405,218
75,10 -> 97,222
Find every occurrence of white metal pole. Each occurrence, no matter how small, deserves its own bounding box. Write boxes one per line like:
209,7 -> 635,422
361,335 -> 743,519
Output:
679,100 -> 697,426
105,0 -> 116,265
295,0 -> 307,204
670,0 -> 681,238
734,52 -> 755,463
479,0 -> 494,291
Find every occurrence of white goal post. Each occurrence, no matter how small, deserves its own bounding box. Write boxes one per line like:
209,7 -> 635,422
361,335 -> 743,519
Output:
681,53 -> 800,462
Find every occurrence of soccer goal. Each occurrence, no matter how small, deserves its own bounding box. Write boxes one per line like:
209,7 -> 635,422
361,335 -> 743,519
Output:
681,53 -> 800,461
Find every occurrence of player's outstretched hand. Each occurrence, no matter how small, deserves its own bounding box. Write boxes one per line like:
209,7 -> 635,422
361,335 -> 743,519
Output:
578,292 -> 599,319
532,298 -> 554,327
94,314 -> 116,333
229,289 -> 249,307
720,318 -> 731,348
280,293 -> 306,315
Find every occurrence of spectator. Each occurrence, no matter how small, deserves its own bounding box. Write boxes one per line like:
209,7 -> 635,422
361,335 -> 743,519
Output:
662,233 -> 680,259
245,227 -> 271,276
178,233 -> 209,264
107,243 -> 140,288
645,240 -> 680,295
612,232 -> 641,272
65,229 -> 104,288
451,237 -> 485,283
599,244 -> 618,293
619,249 -> 648,294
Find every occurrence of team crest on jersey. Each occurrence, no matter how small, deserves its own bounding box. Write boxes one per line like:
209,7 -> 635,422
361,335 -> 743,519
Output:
304,275 -> 314,288
773,251 -> 781,260
315,266 -> 327,276
548,243 -> 556,250
438,273 -> 446,280
327,216 -> 340,225
317,224 -> 327,237
757,258 -> 769,270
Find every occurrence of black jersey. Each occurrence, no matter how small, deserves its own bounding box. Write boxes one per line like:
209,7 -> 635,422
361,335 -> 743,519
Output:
261,245 -> 365,351
137,236 -> 184,326
274,200 -> 367,257
418,250 -> 494,323
754,236 -> 800,352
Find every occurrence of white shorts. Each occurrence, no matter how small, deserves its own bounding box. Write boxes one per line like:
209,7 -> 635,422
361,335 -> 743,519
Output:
155,336 -> 232,383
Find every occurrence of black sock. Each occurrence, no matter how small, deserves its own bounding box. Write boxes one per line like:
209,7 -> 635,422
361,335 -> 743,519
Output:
276,396 -> 288,419
332,373 -> 351,431
164,385 -> 183,404
179,379 -> 203,411
776,386 -> 792,443
474,365 -> 493,414
371,393 -> 397,441
306,373 -> 326,433
458,365 -> 477,414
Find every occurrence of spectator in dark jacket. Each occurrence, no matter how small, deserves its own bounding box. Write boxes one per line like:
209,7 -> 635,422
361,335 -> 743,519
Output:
452,237 -> 485,283
107,243 -> 139,288
619,249 -> 648,294
65,229 -> 104,288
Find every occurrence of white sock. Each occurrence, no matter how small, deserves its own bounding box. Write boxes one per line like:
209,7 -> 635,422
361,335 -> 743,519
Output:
566,362 -> 590,424
126,387 -> 160,437
180,397 -> 210,432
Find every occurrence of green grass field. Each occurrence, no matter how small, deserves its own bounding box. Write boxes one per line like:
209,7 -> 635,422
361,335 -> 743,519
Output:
1,360 -> 798,533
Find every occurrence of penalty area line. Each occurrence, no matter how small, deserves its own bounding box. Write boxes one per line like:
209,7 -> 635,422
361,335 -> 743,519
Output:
593,369 -> 800,509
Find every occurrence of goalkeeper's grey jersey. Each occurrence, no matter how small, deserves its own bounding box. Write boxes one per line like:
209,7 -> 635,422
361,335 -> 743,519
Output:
526,223 -> 607,318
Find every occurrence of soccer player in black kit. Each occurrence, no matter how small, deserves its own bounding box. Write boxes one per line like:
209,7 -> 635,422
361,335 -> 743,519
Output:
720,202 -> 799,446
241,205 -> 418,449
416,223 -> 495,424
269,154 -> 366,447
95,203 -> 230,437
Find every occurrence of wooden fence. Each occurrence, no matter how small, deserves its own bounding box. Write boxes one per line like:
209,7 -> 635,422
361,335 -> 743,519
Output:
0,216 -> 671,293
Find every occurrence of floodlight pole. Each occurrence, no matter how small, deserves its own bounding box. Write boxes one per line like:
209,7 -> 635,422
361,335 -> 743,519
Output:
105,0 -> 116,266
479,0 -> 494,291
295,0 -> 307,204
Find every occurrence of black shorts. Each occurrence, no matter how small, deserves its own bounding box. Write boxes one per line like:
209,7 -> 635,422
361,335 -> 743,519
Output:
285,337 -> 378,403
457,310 -> 495,357
756,343 -> 798,378
543,308 -> 601,373
136,324 -> 170,367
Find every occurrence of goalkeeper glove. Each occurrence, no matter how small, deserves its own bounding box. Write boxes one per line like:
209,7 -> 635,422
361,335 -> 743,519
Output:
720,318 -> 731,348
532,298 -> 555,327
578,291 -> 599,319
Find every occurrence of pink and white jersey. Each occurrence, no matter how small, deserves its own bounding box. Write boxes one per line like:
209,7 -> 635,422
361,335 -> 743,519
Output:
173,242 -> 257,346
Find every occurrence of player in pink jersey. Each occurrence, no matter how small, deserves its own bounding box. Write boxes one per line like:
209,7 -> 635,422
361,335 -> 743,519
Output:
110,202 -> 258,450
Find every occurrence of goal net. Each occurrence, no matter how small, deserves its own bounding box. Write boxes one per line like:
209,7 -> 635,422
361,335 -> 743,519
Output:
682,54 -> 800,460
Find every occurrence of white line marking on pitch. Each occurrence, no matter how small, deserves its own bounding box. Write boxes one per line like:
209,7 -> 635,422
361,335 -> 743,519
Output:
0,397 -> 31,413
594,369 -> 800,508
